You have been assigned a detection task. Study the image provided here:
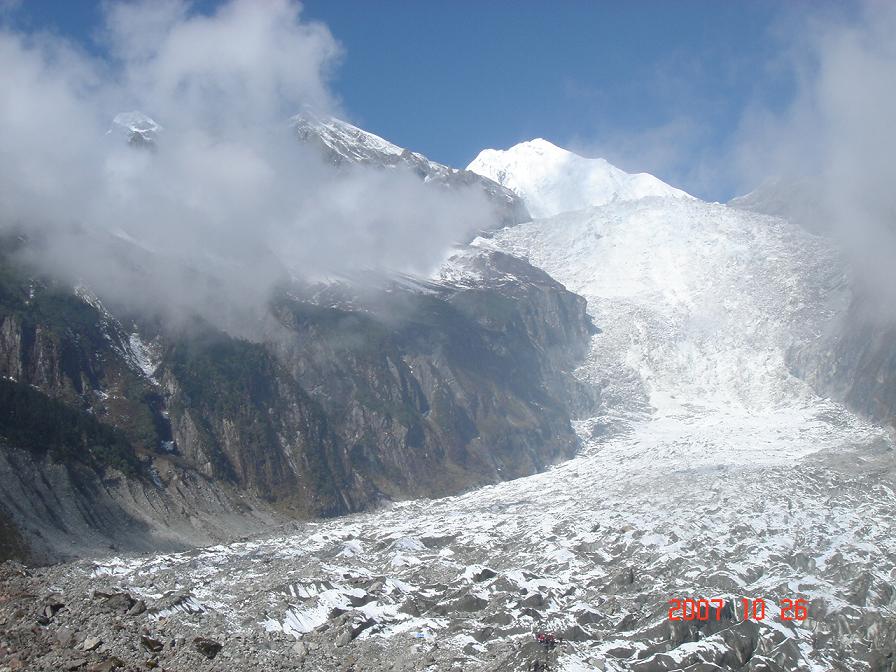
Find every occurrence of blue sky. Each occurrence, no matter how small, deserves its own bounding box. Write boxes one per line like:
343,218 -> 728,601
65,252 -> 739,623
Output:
299,0 -> 859,200
5,1 -> 859,200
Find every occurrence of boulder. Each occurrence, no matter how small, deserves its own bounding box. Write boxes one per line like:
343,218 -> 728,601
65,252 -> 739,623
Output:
125,600 -> 146,617
453,594 -> 488,612
82,636 -> 102,652
93,591 -> 135,613
472,568 -> 497,583
140,635 -> 163,653
193,637 -> 222,659
520,593 -> 544,608
87,657 -> 125,672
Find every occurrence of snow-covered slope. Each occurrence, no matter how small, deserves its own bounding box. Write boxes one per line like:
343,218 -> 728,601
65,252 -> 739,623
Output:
467,138 -> 692,218
292,110 -> 530,226
291,110 -> 408,164
729,176 -> 829,235
482,198 -> 849,433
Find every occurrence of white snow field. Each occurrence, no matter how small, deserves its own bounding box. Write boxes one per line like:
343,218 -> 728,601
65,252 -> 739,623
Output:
70,157 -> 896,671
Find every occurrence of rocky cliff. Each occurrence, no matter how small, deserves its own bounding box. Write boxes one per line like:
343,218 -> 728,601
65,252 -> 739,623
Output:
789,291 -> 896,431
0,239 -> 594,563
730,185 -> 896,432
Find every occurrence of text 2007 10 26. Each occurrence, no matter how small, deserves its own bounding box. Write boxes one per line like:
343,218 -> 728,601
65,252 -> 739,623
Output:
668,598 -> 808,622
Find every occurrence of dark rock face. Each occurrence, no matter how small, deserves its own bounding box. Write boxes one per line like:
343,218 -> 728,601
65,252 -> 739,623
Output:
789,293 -> 896,429
0,244 -> 594,561
157,247 -> 594,514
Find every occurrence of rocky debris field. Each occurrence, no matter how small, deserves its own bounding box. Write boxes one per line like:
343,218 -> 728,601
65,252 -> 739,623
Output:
0,561 -> 237,672
1,425 -> 895,672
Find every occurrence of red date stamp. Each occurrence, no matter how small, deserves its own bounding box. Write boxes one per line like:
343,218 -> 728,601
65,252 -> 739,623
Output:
668,597 -> 808,622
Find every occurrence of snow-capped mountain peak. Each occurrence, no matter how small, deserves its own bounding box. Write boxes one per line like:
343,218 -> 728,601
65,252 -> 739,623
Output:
508,137 -> 575,159
290,109 -> 408,163
467,138 -> 692,219
290,109 -> 531,226
109,110 -> 162,145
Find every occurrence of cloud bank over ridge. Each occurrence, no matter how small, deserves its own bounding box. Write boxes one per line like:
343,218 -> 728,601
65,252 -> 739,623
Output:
0,0 -> 495,333
733,1 -> 896,306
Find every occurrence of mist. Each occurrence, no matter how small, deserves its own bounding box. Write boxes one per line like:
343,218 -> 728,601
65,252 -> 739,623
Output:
563,1 -> 896,314
731,1 -> 896,311
0,0 -> 495,335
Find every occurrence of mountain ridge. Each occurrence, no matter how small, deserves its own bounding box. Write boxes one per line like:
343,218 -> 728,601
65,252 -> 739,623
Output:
0,116 -> 591,564
291,110 -> 531,227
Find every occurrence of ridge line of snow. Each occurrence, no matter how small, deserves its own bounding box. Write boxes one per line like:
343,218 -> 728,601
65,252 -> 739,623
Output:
467,138 -> 692,219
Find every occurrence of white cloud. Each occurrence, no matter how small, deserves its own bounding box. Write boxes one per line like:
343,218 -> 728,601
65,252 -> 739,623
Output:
732,1 -> 896,303
0,0 -> 495,335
